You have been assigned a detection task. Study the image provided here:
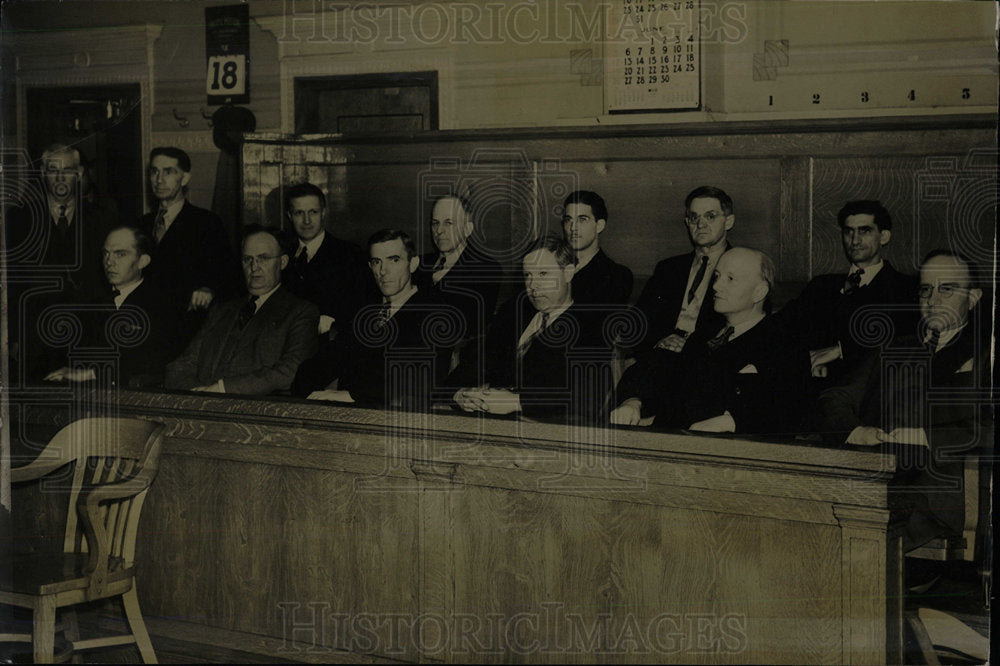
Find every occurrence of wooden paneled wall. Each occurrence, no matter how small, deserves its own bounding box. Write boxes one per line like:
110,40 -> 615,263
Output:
243,115 -> 996,303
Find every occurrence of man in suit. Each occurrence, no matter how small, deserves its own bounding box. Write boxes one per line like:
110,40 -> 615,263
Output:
777,199 -> 918,382
451,235 -> 613,423
633,186 -> 734,356
414,195 -> 503,360
611,247 -> 808,435
5,143 -> 118,383
309,229 -> 451,408
165,226 -> 318,395
817,251 -> 990,550
282,182 -> 373,394
138,146 -> 240,346
561,190 -> 633,305
44,226 -> 177,388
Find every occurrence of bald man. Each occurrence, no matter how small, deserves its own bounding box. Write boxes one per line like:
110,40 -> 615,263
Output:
611,247 -> 809,435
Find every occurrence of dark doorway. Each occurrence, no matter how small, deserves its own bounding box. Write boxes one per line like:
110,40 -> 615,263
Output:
295,72 -> 438,135
26,84 -> 144,223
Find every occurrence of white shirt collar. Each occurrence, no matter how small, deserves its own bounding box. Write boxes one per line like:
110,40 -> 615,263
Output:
159,198 -> 185,227
113,278 -> 143,308
298,230 -> 326,261
848,260 -> 884,287
925,323 -> 965,352
518,299 -> 573,348
48,198 -> 76,223
386,283 -> 418,313
252,284 -> 281,312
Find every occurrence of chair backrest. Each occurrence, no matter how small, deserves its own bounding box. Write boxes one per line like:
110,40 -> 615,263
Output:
18,418 -> 165,596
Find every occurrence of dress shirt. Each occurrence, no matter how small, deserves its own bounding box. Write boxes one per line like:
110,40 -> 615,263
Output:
156,198 -> 186,235
728,313 -> 766,342
841,260 -> 884,293
385,283 -> 419,319
925,323 -> 965,353
516,300 -> 572,349
675,246 -> 726,333
251,284 -> 281,313
113,279 -> 143,309
432,243 -> 466,284
296,230 -> 326,262
48,199 -> 76,225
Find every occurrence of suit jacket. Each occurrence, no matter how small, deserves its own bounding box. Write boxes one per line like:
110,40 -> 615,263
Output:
454,296 -> 614,423
139,200 -> 241,323
617,315 -> 809,435
633,251 -> 726,354
414,245 -> 503,341
336,288 -> 452,409
776,260 -> 918,372
282,233 -> 374,328
572,249 -> 634,306
817,321 -> 992,547
5,196 -> 118,382
165,286 -> 319,395
87,280 -> 180,388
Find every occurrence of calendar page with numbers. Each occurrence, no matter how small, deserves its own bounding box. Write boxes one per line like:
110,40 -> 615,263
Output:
605,0 -> 701,113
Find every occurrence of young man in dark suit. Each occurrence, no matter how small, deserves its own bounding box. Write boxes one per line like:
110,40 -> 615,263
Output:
165,226 -> 318,396
817,250 -> 991,550
281,182 -> 373,394
633,185 -> 734,356
138,146 -> 240,346
450,235 -> 614,424
612,247 -> 808,436
5,144 -> 118,383
308,229 -> 452,409
776,199 -> 918,382
561,190 -> 633,305
44,226 -> 178,388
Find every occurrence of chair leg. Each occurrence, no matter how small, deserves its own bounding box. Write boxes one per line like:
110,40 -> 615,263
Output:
33,596 -> 57,664
121,586 -> 157,664
62,607 -> 83,664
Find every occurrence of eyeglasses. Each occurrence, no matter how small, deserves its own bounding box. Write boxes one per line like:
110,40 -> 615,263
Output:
685,210 -> 725,226
241,254 -> 282,267
918,283 -> 967,299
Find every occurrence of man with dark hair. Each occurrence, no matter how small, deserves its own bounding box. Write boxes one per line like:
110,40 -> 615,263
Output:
281,181 -> 373,394
612,247 -> 808,435
633,185 -> 734,356
44,225 -> 178,388
414,195 -> 503,372
5,143 -> 119,383
450,235 -> 613,423
308,229 -> 451,408
165,225 -> 318,395
777,199 -> 917,383
817,250 -> 991,550
139,146 -> 240,346
561,190 -> 633,305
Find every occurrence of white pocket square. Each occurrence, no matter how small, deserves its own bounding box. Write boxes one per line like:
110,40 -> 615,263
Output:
955,358 -> 974,374
738,364 -> 758,374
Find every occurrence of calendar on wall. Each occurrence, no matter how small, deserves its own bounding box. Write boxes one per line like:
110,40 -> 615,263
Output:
605,0 -> 701,113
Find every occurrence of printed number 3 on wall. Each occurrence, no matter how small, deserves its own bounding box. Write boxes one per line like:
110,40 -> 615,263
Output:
207,55 -> 246,95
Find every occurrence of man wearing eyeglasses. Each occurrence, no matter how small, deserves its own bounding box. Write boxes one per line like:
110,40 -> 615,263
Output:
776,200 -> 917,383
632,186 -> 733,357
817,250 -> 990,551
165,226 -> 318,395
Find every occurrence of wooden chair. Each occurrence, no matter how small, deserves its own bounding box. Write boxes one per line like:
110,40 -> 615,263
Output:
0,417 -> 165,663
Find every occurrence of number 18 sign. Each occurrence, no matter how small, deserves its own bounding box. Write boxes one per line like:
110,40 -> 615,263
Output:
205,4 -> 250,105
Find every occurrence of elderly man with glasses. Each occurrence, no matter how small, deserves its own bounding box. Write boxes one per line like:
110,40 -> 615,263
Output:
165,225 -> 318,395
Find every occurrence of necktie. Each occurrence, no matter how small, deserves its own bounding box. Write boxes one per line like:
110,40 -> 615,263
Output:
432,254 -> 447,284
924,328 -> 940,353
375,301 -> 391,328
516,312 -> 549,360
56,205 -> 69,233
843,268 -> 864,295
292,247 -> 309,275
111,288 -> 121,305
236,295 -> 259,330
688,255 -> 709,304
706,325 -> 734,351
153,207 -> 167,243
